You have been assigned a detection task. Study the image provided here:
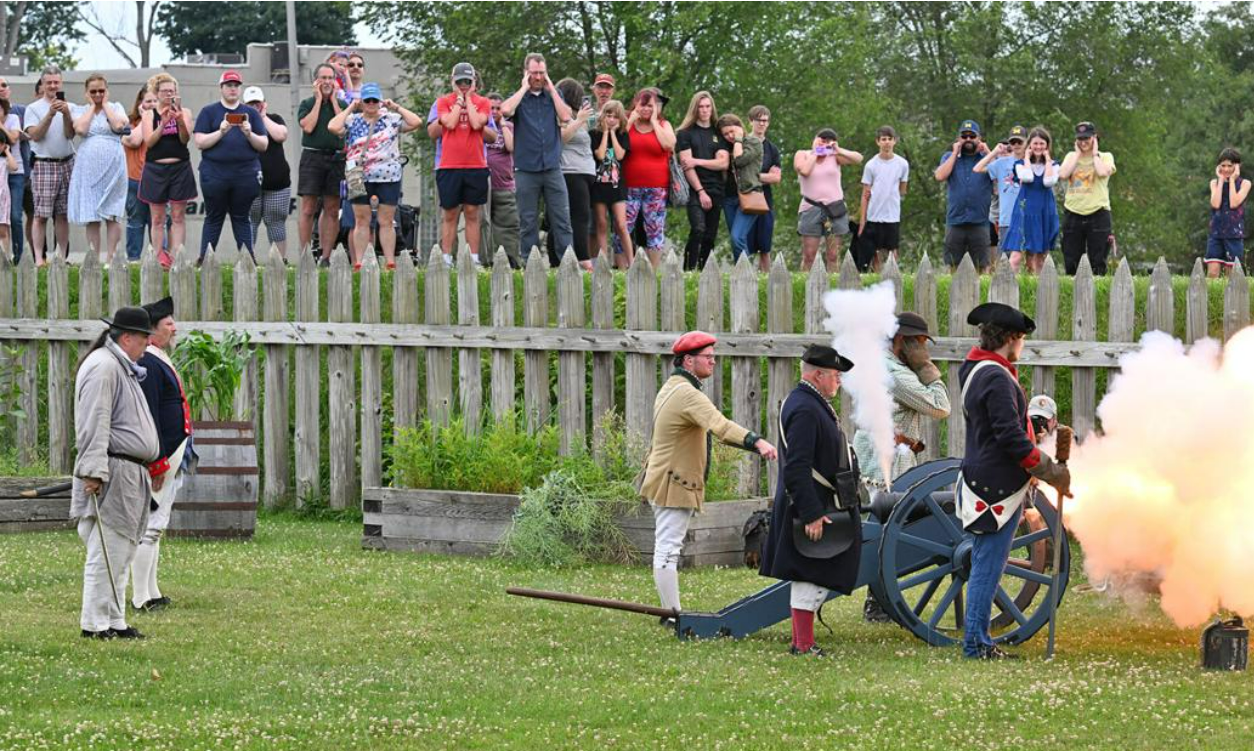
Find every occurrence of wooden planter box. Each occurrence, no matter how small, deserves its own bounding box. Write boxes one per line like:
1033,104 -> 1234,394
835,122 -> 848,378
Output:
362,487 -> 769,568
0,476 -> 73,533
171,421 -> 258,539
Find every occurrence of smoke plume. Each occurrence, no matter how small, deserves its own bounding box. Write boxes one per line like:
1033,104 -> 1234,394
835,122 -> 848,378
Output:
1067,329 -> 1254,627
822,282 -> 899,480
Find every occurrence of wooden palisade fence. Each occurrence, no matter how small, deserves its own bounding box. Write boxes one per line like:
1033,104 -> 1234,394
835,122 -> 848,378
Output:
0,241 -> 1247,509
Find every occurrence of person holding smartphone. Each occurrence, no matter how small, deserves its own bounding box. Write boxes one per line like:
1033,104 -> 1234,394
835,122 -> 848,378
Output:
795,127 -> 862,271
192,70 -> 268,264
23,65 -> 74,266
68,74 -> 129,263
139,73 -> 195,268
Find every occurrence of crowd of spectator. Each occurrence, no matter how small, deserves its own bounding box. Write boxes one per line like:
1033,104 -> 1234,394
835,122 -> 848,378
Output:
12,51 -> 1245,278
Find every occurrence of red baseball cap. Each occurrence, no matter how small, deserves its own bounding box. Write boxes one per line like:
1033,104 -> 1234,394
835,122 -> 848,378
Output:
219,71 -> 242,85
672,331 -> 717,355
593,73 -> 616,87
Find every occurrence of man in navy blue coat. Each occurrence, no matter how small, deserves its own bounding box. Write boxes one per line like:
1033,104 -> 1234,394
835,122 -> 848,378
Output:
760,344 -> 858,656
130,296 -> 196,611
957,302 -> 1070,660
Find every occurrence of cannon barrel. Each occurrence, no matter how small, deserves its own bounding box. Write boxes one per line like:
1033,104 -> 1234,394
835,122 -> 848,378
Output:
868,489 -> 955,524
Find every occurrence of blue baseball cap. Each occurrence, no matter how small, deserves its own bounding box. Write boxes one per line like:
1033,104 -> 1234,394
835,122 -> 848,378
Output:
958,119 -> 981,136
360,82 -> 383,101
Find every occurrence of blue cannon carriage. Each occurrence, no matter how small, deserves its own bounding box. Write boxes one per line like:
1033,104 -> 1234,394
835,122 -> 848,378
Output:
509,459 -> 1070,649
676,459 -> 1070,647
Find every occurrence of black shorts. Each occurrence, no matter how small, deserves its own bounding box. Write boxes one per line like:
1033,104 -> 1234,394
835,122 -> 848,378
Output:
591,180 -> 627,205
862,221 -> 900,251
297,149 -> 345,198
138,160 -> 198,204
436,168 -> 489,209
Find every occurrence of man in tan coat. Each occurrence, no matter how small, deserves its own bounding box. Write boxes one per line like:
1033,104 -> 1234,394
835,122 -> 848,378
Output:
640,330 -> 777,618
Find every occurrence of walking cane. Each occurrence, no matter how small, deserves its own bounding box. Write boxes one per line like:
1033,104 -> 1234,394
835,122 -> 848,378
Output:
1045,426 -> 1073,660
88,487 -> 124,619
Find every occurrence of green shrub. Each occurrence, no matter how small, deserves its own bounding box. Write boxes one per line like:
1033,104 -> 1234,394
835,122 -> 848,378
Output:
173,330 -> 256,420
498,468 -> 637,568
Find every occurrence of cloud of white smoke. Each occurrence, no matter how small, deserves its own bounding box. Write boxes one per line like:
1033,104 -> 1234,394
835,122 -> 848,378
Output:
822,282 -> 899,480
1067,329 -> 1254,627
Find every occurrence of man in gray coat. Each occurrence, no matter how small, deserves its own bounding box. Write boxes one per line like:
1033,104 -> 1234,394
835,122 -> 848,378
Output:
73,306 -> 160,639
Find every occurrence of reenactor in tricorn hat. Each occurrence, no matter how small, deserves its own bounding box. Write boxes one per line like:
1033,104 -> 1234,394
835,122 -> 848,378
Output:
128,296 -> 197,612
957,303 -> 1070,659
758,344 -> 859,656
639,331 -> 777,623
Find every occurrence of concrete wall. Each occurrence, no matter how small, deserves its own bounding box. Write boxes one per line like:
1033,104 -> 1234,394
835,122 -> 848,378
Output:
12,43 -> 425,262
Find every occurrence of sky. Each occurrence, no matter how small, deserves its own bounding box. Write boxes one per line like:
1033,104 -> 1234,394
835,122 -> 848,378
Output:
71,1 -> 387,70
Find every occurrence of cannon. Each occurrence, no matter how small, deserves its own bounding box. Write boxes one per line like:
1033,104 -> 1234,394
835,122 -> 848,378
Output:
509,459 -> 1070,649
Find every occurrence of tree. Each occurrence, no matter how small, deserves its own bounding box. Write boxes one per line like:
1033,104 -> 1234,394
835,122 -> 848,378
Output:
154,0 -> 355,59
76,1 -> 162,68
0,1 -> 87,70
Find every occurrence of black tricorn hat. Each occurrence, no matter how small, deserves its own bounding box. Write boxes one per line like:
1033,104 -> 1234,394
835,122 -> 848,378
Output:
967,302 -> 1035,334
101,306 -> 153,335
802,344 -> 854,372
141,296 -> 174,325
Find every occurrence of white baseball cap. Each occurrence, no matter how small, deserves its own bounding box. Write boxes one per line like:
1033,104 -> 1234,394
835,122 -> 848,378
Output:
242,86 -> 264,104
1028,395 -> 1057,421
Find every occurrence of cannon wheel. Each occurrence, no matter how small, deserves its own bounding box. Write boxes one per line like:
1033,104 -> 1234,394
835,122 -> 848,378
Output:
876,464 -> 1070,648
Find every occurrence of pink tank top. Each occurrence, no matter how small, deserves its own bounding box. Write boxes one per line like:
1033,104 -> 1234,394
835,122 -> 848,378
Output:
797,155 -> 843,213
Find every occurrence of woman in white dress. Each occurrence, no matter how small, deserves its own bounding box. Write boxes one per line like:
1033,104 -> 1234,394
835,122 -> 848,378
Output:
69,74 -> 129,262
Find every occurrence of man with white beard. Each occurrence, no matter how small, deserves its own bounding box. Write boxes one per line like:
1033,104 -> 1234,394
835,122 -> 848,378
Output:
853,311 -> 950,622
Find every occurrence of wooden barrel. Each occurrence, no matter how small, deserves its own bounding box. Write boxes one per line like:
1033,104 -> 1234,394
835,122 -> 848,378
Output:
169,421 -> 258,538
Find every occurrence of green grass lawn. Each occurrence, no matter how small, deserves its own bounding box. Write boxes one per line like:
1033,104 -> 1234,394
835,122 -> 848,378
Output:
1,515 -> 1250,750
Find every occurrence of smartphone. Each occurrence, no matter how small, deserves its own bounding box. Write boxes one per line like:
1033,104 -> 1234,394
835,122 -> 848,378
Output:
226,112 -> 246,125
814,145 -> 832,156
55,91 -> 65,102
581,95 -> 591,110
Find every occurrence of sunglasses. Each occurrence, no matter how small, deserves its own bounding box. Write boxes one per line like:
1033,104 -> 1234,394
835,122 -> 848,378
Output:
960,133 -> 978,140
88,89 -> 106,95
454,79 -> 473,86
363,98 -> 381,104
347,62 -> 364,69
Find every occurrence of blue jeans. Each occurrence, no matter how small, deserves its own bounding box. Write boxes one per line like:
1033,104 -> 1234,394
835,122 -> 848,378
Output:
515,168 -> 572,263
8,172 -> 24,262
125,178 -> 150,262
962,505 -> 1023,657
722,196 -> 760,263
199,170 -> 260,259
749,209 -> 774,255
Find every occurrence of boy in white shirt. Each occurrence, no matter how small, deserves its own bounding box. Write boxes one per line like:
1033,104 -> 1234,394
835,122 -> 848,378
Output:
859,126 -> 909,272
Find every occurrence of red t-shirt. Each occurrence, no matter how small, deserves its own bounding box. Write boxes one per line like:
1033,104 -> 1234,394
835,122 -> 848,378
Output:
623,123 -> 670,189
436,92 -> 492,170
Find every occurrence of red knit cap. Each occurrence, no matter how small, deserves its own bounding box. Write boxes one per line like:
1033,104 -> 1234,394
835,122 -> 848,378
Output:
672,330 -> 717,355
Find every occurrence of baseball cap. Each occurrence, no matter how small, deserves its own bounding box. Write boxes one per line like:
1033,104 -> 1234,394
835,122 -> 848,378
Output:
242,86 -> 264,104
452,62 -> 475,82
360,82 -> 383,101
1028,395 -> 1058,421
219,70 -> 242,86
958,119 -> 981,136
1075,121 -> 1097,138
1007,125 -> 1027,141
593,73 -> 616,87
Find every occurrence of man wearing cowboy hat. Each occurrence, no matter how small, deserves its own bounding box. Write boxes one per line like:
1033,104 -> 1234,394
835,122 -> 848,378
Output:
957,302 -> 1070,659
128,297 -> 197,612
759,344 -> 859,656
639,331 -> 777,620
72,307 -> 160,639
854,311 -> 951,622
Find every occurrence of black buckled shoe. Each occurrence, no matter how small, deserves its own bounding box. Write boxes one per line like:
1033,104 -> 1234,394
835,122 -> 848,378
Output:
110,626 -> 146,640
81,629 -> 115,640
140,597 -> 171,611
862,594 -> 893,624
658,616 -> 677,629
789,645 -> 826,657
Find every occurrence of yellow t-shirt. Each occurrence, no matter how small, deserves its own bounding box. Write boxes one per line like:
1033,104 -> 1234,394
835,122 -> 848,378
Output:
1063,152 -> 1116,215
